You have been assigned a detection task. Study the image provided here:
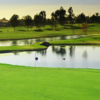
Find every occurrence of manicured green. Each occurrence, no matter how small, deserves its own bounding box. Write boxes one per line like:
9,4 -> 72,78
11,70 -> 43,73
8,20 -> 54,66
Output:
50,35 -> 100,45
0,64 -> 100,100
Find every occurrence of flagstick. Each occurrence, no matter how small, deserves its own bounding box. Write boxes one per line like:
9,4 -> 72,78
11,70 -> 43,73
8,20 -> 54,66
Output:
34,55 -> 38,94
34,59 -> 36,94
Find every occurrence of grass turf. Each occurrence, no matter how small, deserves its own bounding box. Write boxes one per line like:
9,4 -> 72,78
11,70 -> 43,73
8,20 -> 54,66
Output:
1,35 -> 100,52
0,64 -> 100,100
0,24 -> 100,40
50,35 -> 100,45
0,43 -> 46,52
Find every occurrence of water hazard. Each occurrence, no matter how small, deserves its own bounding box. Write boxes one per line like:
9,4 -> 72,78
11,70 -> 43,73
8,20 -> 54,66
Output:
0,45 -> 100,69
0,35 -> 85,46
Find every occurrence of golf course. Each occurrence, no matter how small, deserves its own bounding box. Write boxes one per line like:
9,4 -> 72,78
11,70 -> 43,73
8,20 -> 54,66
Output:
0,23 -> 100,100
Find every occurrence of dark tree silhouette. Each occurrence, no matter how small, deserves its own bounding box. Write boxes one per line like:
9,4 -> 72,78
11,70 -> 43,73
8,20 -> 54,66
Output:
90,13 -> 100,23
39,11 -> 46,28
34,14 -> 42,29
68,7 -> 75,34
24,15 -> 33,31
50,12 -> 58,29
76,13 -> 86,23
19,18 -> 25,26
68,7 -> 75,23
10,14 -> 19,31
55,7 -> 66,27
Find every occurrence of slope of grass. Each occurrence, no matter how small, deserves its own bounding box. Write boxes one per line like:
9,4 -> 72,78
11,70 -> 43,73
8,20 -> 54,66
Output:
0,64 -> 100,100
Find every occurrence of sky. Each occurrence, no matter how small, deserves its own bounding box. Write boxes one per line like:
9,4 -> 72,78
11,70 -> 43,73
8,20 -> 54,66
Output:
0,0 -> 100,19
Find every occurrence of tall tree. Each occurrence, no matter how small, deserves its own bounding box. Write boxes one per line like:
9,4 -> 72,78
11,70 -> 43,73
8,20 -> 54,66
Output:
39,11 -> 46,28
90,13 -> 100,23
76,13 -> 86,23
34,14 -> 42,29
68,7 -> 75,34
24,15 -> 33,31
50,12 -> 58,29
10,14 -> 19,31
55,7 -> 66,27
68,7 -> 75,23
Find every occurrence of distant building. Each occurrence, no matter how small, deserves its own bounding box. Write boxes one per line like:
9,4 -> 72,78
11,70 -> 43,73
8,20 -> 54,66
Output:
0,18 -> 9,27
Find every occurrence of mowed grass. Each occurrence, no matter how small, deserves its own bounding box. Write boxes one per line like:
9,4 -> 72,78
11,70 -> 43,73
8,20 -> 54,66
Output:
0,64 -> 100,100
0,43 -> 46,52
0,24 -> 100,40
0,26 -> 77,40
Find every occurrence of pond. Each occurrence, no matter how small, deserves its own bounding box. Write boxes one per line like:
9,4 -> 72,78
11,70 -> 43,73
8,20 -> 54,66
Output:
0,45 -> 100,69
0,35 -> 85,46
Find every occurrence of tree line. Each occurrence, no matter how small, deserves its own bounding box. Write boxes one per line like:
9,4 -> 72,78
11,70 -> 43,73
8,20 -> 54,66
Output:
9,6 -> 100,31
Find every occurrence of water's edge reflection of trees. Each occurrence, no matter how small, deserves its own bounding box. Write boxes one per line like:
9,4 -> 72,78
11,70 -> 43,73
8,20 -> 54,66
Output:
36,46 -> 76,57
35,45 -> 88,59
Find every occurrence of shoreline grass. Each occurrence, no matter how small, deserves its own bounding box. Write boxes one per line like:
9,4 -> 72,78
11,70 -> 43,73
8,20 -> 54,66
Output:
0,35 -> 100,52
0,24 -> 100,52
0,63 -> 100,100
0,43 -> 47,53
50,35 -> 100,45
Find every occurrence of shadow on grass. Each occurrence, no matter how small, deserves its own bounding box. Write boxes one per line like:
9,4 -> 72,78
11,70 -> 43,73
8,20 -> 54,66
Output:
18,30 -> 27,32
55,29 -> 62,31
64,26 -> 81,29
34,29 -> 44,32
88,25 -> 95,27
46,28 -> 53,31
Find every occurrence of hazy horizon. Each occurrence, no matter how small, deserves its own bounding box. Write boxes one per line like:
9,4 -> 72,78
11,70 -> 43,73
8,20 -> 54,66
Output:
0,0 -> 100,19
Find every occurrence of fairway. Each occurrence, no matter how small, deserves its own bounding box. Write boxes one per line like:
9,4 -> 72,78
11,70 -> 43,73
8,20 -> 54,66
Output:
0,24 -> 100,41
0,64 -> 100,100
0,1 -> 100,100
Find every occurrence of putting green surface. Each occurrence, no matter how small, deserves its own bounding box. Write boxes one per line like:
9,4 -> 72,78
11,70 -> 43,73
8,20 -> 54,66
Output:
0,64 -> 100,100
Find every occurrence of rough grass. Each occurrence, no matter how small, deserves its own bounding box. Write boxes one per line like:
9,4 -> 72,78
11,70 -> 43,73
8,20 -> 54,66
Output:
0,64 -> 100,100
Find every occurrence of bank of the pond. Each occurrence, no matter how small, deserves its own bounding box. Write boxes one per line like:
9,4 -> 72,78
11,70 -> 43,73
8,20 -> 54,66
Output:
1,35 -> 100,52
50,35 -> 100,45
0,44 -> 47,53
0,63 -> 100,100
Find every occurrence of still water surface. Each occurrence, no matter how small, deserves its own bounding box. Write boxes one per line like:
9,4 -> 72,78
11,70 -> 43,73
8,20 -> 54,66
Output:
0,35 -> 84,46
0,45 -> 100,69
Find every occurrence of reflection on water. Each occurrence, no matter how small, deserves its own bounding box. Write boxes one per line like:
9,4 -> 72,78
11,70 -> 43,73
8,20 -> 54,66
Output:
52,46 -> 66,56
83,51 -> 88,58
37,50 -> 47,56
0,35 -> 86,46
0,45 -> 100,69
69,46 -> 75,57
